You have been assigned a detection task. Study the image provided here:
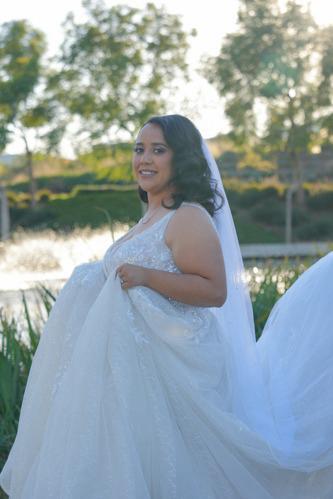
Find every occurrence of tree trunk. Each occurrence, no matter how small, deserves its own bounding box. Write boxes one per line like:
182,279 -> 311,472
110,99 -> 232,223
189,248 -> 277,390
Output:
291,151 -> 305,206
285,183 -> 298,244
21,131 -> 37,209
27,149 -> 37,208
0,184 -> 10,241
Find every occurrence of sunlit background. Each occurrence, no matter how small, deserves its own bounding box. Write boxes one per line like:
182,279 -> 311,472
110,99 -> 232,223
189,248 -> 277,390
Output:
1,0 -> 333,324
3,0 -> 333,155
1,4 -> 333,489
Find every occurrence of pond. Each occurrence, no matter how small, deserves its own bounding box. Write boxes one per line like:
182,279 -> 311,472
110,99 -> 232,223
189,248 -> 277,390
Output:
0,226 -> 315,341
0,224 -> 129,318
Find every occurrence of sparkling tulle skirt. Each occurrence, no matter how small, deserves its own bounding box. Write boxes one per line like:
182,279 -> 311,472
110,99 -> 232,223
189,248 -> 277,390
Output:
1,253 -> 333,498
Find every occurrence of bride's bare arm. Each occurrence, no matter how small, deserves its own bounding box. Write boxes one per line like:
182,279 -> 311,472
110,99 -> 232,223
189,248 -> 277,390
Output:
143,205 -> 227,307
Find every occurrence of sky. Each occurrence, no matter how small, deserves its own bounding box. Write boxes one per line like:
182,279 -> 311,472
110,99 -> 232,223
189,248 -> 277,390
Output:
2,0 -> 333,156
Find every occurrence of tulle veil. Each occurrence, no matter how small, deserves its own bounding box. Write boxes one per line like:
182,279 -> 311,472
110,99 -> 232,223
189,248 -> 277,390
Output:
201,137 -> 333,470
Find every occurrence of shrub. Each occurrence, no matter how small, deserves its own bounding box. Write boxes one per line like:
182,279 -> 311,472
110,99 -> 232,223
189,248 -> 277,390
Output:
237,188 -> 262,207
0,288 -> 55,472
36,188 -> 53,202
251,200 -> 285,226
224,187 -> 240,205
6,191 -> 30,208
237,186 -> 280,208
250,262 -> 305,338
12,206 -> 57,229
291,206 -> 308,226
295,216 -> 333,241
307,191 -> 333,211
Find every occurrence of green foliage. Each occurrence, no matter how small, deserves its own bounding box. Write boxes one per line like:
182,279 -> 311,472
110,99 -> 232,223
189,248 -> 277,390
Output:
251,200 -> 285,226
289,206 -> 308,227
10,189 -> 141,231
232,212 -> 282,243
0,19 -> 62,209
249,261 -> 305,338
7,176 -> 333,242
307,190 -> 333,211
78,143 -> 135,182
238,148 -> 276,172
226,181 -> 333,242
295,215 -> 333,240
6,190 -> 31,207
51,0 -> 194,150
0,287 -> 55,472
205,0 -> 318,148
204,0 -> 333,201
236,186 -> 280,208
0,20 -> 45,118
11,204 -> 57,228
9,173 -> 106,194
36,188 -> 53,202
0,20 -> 53,150
223,178 -> 285,196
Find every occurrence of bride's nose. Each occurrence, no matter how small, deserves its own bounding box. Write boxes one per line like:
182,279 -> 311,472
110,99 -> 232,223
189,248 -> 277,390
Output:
141,150 -> 153,164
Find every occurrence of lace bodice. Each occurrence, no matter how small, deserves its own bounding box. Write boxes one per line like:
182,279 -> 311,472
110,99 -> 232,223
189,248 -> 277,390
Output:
101,202 -> 219,342
102,201 -> 209,278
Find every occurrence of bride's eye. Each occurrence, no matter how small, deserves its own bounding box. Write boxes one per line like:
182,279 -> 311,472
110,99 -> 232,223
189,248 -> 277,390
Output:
153,147 -> 166,154
133,146 -> 144,154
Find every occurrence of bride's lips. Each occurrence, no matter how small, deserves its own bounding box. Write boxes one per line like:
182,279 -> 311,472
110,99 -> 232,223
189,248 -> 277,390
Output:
138,169 -> 158,178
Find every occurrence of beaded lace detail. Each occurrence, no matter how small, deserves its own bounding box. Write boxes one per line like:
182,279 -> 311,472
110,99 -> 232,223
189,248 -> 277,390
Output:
102,202 -> 215,343
102,209 -> 179,278
102,201 -> 215,278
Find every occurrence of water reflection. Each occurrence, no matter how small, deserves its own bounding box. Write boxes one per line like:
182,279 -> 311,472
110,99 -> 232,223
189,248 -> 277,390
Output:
0,226 -> 310,329
0,224 -> 130,319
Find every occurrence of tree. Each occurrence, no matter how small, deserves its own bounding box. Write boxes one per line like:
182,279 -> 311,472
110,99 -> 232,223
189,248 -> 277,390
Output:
0,20 -> 61,208
317,25 -> 333,146
204,0 -> 333,206
50,0 -> 194,152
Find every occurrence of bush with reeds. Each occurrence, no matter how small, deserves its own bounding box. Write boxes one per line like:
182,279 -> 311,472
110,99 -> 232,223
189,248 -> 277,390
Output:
248,259 -> 310,338
0,286 -> 55,482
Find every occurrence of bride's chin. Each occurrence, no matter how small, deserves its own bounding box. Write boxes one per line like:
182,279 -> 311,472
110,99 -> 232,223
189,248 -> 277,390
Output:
138,182 -> 161,192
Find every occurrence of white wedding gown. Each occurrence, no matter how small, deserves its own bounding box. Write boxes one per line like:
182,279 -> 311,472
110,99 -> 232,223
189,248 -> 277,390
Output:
1,202 -> 333,498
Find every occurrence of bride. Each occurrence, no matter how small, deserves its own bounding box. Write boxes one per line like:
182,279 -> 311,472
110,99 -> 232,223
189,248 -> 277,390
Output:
1,114 -> 332,498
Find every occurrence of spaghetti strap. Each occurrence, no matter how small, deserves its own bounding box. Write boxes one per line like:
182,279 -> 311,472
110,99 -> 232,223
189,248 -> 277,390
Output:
180,201 -> 211,216
159,208 -> 178,237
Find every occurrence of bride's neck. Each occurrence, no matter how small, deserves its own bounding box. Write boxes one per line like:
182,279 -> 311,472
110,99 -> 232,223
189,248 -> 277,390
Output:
146,192 -> 173,211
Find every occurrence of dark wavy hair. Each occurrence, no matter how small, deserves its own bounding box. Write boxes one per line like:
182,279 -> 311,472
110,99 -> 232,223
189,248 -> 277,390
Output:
136,114 -> 224,217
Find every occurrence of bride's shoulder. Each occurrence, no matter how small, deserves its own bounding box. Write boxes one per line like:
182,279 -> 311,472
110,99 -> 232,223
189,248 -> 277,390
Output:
173,201 -> 214,224
165,201 -> 217,246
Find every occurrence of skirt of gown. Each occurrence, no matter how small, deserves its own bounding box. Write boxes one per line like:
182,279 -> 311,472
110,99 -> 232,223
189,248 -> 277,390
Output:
1,251 -> 333,499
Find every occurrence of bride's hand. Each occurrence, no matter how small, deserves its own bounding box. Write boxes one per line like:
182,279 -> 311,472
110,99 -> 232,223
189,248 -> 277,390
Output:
115,263 -> 148,289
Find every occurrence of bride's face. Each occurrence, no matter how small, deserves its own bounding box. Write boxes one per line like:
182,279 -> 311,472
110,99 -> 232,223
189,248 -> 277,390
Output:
132,123 -> 174,196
